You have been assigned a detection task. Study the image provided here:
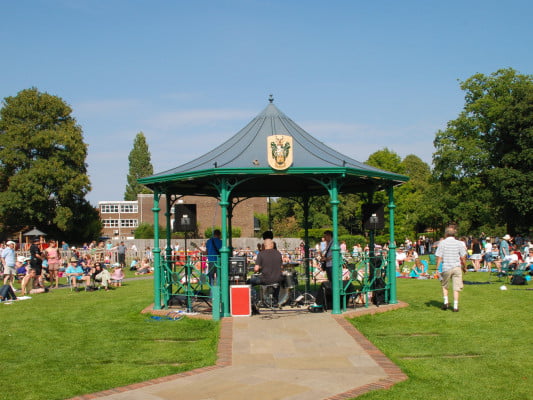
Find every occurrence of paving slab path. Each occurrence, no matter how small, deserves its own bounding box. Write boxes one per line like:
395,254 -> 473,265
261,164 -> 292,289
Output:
72,303 -> 408,400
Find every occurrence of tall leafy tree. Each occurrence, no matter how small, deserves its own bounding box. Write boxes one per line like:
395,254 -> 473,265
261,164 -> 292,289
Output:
0,88 -> 99,241
397,154 -> 432,235
433,68 -> 533,234
366,148 -> 410,237
124,132 -> 153,200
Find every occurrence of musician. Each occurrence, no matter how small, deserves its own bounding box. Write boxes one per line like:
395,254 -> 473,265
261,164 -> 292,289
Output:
321,230 -> 333,282
254,238 -> 283,303
261,230 -> 277,249
206,229 -> 222,286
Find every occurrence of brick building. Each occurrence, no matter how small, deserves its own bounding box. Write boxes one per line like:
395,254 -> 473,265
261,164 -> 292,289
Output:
98,194 -> 267,240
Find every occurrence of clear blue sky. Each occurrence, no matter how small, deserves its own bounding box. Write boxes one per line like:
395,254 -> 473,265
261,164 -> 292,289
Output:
1,0 -> 532,205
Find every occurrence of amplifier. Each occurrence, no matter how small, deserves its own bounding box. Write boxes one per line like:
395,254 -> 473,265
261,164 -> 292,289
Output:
230,257 -> 247,277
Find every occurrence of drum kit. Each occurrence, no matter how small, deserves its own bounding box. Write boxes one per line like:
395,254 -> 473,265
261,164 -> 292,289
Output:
249,261 -> 315,310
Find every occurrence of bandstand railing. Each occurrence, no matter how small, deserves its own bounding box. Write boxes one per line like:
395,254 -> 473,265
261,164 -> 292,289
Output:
158,251 -> 221,320
340,254 -> 388,311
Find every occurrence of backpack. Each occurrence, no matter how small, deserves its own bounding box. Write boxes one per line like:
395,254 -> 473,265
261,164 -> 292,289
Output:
372,277 -> 386,306
510,275 -> 527,285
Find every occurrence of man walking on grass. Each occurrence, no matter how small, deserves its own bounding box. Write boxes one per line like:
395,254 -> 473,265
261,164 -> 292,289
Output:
436,225 -> 467,312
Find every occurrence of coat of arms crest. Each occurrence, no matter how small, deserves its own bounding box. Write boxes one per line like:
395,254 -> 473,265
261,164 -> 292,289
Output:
267,135 -> 293,170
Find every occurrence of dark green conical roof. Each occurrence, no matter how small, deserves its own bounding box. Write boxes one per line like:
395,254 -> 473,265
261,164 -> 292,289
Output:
139,101 -> 408,197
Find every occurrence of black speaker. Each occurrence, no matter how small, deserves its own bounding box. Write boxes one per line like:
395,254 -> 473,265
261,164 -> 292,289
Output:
362,203 -> 385,230
229,257 -> 246,277
173,204 -> 197,232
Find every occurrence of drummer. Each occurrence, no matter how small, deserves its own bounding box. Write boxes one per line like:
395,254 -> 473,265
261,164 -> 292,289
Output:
253,239 -> 283,303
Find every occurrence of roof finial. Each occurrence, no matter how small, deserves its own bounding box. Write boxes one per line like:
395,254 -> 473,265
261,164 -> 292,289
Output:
269,94 -> 274,103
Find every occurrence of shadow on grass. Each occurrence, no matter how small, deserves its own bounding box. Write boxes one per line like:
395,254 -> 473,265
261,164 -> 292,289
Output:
424,300 -> 442,309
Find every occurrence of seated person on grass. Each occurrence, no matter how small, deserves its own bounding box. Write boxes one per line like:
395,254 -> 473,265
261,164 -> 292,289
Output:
409,259 -> 429,278
15,256 -> 29,282
110,264 -> 125,287
525,249 -> 533,273
65,257 -> 91,290
129,258 -> 139,271
135,258 -> 153,275
20,268 -> 48,295
91,263 -> 111,291
0,284 -> 17,301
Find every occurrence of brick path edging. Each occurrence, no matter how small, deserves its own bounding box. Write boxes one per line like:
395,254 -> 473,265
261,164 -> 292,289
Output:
326,301 -> 410,400
70,302 -> 409,400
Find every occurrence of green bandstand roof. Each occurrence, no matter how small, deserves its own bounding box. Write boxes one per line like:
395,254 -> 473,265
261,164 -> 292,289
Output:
139,100 -> 408,197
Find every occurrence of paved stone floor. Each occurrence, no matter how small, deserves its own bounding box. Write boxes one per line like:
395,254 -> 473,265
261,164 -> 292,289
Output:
72,303 -> 408,400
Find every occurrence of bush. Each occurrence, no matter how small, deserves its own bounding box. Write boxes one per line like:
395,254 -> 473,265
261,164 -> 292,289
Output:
134,223 -> 154,239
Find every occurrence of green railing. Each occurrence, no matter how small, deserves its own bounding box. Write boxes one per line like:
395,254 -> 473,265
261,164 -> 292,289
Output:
340,255 -> 388,311
158,253 -> 221,320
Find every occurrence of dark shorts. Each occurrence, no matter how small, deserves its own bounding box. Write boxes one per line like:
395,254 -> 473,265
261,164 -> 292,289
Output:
31,263 -> 43,275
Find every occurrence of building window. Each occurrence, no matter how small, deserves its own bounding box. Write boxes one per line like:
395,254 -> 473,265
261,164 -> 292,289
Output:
103,219 -> 119,227
120,204 -> 138,213
120,219 -> 138,228
101,204 -> 119,213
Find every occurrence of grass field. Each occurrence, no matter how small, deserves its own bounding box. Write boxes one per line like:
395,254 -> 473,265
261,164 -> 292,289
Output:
1,268 -> 531,400
349,271 -> 532,400
0,278 -> 219,400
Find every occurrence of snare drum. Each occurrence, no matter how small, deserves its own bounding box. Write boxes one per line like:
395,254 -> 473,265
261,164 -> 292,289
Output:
290,271 -> 298,287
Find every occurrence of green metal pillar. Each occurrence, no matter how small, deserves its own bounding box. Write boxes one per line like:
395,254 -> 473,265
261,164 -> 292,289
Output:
164,195 -> 173,260
329,179 -> 341,315
387,185 -> 398,304
152,190 -> 162,310
165,194 -> 173,300
219,181 -> 231,317
303,196 -> 311,294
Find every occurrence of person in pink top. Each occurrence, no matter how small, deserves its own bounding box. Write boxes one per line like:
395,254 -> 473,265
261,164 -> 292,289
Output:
110,263 -> 125,287
44,240 -> 62,288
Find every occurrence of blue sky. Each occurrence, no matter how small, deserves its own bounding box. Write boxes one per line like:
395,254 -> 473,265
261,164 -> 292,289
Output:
1,0 -> 532,205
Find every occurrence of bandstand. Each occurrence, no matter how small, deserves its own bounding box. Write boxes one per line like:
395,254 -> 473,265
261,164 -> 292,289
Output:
138,97 -> 408,320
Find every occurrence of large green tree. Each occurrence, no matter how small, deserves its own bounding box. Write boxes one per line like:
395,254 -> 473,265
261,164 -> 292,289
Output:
0,88 -> 101,242
397,154 -> 432,235
433,68 -> 533,234
124,132 -> 153,200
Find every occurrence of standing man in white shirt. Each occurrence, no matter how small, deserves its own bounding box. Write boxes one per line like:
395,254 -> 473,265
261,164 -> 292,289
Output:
435,225 -> 467,312
2,241 -> 17,289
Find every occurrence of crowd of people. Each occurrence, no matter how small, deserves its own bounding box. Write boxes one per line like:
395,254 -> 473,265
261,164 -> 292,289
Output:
2,231 -> 531,310
0,238 -> 140,301
393,233 -> 533,277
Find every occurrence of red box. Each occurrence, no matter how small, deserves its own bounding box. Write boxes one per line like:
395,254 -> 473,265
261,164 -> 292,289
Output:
230,285 -> 251,317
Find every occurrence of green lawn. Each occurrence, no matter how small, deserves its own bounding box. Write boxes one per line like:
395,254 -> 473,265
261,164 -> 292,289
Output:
350,272 -> 532,400
2,270 -> 531,400
0,278 -> 219,400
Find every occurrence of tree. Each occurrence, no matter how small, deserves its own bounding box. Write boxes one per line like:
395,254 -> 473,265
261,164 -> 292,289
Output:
124,132 -> 153,200
433,68 -> 533,234
366,149 -> 410,238
397,154 -> 432,235
0,88 -> 99,242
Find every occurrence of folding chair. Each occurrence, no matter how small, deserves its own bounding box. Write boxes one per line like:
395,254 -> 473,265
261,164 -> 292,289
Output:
496,260 -> 511,282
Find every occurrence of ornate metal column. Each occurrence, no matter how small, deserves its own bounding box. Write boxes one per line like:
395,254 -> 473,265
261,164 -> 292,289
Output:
329,179 -> 341,314
302,195 -> 311,294
387,185 -> 398,304
217,179 -> 231,317
152,189 -> 163,310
